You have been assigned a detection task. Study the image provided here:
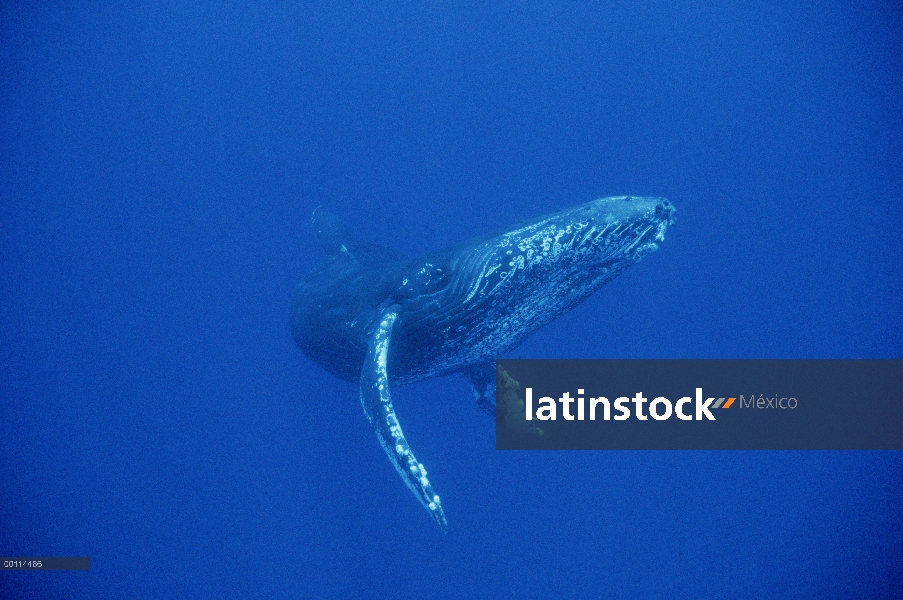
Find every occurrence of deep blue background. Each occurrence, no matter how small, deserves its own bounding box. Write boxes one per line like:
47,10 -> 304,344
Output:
2,1 -> 901,598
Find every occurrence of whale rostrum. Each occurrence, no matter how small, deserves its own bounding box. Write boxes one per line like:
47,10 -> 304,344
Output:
290,196 -> 676,530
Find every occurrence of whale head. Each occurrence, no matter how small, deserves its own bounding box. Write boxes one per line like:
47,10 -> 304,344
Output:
394,196 -> 676,375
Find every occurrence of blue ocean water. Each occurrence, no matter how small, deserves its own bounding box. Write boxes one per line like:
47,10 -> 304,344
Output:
2,1 -> 901,598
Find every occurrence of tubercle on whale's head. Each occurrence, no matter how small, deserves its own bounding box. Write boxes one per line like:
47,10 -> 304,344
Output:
583,195 -> 676,260
584,196 -> 677,246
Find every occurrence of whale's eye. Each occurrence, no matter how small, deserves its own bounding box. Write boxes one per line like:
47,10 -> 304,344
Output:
395,263 -> 450,299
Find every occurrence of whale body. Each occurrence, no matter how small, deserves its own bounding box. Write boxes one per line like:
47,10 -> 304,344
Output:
291,196 -> 676,530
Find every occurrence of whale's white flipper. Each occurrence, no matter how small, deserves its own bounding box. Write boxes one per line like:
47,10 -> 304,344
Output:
360,304 -> 448,531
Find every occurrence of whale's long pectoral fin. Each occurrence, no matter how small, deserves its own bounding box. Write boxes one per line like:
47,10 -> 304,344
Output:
360,304 -> 448,531
464,362 -> 497,416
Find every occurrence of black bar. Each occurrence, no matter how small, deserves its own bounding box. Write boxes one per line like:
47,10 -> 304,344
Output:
1,557 -> 90,570
496,359 -> 903,450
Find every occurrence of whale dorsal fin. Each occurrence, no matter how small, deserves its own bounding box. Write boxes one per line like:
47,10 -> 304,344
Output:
312,206 -> 357,261
360,303 -> 448,531
311,207 -> 407,266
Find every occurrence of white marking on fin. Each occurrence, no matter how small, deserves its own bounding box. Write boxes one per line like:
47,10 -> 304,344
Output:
359,305 -> 449,531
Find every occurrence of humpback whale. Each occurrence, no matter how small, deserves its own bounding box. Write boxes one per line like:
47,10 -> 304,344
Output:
291,196 -> 676,530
